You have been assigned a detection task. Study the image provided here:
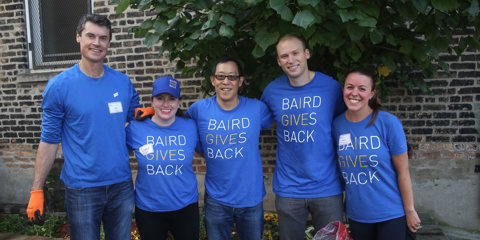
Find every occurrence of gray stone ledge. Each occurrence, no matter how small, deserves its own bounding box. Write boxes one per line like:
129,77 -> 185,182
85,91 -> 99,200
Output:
16,70 -> 63,83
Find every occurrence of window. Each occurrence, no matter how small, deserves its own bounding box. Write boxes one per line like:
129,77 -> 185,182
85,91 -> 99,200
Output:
26,0 -> 92,68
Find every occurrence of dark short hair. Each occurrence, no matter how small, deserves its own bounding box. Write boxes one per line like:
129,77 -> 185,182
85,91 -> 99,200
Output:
76,14 -> 112,41
211,57 -> 244,76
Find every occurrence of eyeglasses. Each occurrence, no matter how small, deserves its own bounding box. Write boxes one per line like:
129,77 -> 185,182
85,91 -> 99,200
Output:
214,74 -> 240,81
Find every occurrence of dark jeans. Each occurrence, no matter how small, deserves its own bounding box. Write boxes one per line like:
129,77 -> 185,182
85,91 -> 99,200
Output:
135,203 -> 199,240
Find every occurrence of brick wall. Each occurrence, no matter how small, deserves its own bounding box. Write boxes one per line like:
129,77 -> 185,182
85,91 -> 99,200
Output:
381,47 -> 479,230
383,50 -> 479,173
0,0 -> 478,231
1,0 -> 32,168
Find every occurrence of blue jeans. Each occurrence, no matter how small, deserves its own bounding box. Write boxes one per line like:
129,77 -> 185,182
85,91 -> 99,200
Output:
204,194 -> 263,240
275,194 -> 344,240
65,179 -> 134,240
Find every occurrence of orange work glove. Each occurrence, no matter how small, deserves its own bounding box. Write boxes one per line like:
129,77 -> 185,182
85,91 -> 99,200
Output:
135,107 -> 155,121
27,190 -> 45,225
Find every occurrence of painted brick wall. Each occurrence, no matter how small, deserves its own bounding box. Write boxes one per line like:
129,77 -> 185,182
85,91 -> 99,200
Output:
0,0 -> 478,231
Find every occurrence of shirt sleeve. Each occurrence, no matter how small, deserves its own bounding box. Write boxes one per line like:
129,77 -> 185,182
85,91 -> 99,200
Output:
333,81 -> 347,118
127,81 -> 141,122
40,79 -> 64,144
185,103 -> 197,120
125,122 -> 134,151
386,114 -> 408,155
260,101 -> 273,129
260,88 -> 270,109
194,127 -> 203,154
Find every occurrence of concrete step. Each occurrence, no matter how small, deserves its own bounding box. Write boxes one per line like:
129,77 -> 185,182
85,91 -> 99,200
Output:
417,212 -> 449,240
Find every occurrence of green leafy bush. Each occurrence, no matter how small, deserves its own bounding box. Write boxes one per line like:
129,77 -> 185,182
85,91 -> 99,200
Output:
0,214 -> 67,238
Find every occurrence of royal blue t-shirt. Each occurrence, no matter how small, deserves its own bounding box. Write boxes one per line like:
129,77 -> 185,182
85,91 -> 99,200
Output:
261,72 -> 345,198
41,64 -> 140,188
332,111 -> 407,222
126,117 -> 199,212
186,96 -> 273,208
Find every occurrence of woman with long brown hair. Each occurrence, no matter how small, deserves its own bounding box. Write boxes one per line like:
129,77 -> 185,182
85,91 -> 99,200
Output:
332,69 -> 421,240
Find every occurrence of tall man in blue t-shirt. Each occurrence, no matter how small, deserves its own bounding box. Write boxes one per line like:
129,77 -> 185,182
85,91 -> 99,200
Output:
260,34 -> 346,239
26,14 -> 140,240
187,57 -> 273,239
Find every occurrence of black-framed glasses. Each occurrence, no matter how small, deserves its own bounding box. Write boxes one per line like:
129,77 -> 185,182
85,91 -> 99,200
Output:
214,74 -> 240,81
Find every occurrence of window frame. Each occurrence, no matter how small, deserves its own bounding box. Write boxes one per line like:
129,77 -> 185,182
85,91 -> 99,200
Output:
25,0 -> 93,69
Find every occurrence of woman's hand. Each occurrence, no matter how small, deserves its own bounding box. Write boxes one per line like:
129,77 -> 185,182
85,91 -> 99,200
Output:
406,209 -> 421,232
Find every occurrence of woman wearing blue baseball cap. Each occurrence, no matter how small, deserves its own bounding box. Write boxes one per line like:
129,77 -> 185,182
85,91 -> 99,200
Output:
126,76 -> 200,240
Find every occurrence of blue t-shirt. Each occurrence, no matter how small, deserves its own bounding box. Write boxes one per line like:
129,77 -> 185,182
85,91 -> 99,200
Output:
40,64 -> 140,188
186,96 -> 273,208
332,111 -> 407,222
260,72 -> 345,198
126,117 -> 199,212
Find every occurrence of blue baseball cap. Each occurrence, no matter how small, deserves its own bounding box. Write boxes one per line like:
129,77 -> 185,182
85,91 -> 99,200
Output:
152,76 -> 180,98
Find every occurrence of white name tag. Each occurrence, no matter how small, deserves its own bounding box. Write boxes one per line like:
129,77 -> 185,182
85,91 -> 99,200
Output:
139,144 -> 154,156
108,101 -> 123,114
339,133 -> 351,146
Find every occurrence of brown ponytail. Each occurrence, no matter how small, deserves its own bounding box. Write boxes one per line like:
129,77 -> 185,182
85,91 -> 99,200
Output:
367,92 -> 382,127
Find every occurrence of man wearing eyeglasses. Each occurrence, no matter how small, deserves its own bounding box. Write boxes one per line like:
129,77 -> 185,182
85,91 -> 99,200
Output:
186,57 -> 273,239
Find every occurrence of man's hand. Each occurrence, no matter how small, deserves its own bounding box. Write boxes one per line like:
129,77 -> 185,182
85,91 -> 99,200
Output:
135,107 -> 155,121
27,190 -> 45,225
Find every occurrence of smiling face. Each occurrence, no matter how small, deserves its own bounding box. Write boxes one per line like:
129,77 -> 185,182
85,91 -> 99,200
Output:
343,72 -> 376,117
151,93 -> 180,126
76,21 -> 110,64
210,61 -> 244,110
276,37 -> 310,81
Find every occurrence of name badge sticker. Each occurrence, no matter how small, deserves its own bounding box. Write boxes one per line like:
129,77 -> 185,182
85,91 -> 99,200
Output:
139,144 -> 154,156
108,101 -> 123,114
339,133 -> 352,146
